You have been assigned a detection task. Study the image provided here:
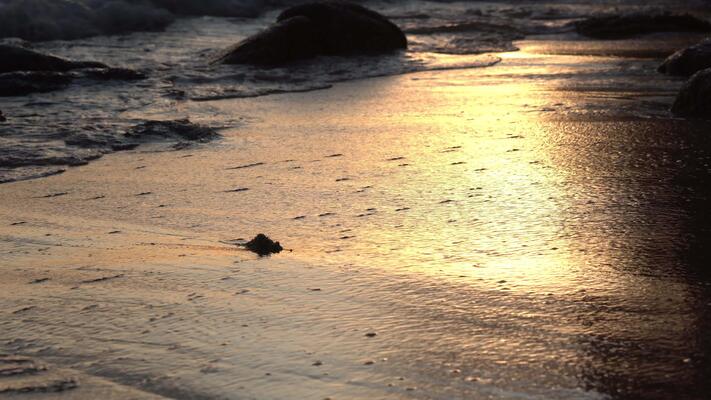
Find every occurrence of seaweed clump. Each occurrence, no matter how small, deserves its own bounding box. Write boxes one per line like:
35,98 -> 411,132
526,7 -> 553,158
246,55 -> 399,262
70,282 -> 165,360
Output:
246,234 -> 283,256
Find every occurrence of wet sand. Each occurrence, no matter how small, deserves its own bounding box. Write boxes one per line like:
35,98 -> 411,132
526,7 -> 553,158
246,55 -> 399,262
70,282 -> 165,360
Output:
2,36 -> 711,399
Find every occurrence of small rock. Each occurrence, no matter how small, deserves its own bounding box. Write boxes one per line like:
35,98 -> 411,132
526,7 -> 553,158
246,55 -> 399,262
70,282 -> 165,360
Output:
0,44 -> 106,74
245,234 -> 283,256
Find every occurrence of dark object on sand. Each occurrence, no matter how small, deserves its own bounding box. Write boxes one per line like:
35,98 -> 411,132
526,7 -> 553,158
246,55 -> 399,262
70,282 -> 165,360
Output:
0,110 -> 6,122
245,234 -> 283,256
575,13 -> 711,39
659,39 -> 711,76
125,119 -> 220,142
214,1 -> 407,66
0,44 -> 106,73
671,68 -> 711,119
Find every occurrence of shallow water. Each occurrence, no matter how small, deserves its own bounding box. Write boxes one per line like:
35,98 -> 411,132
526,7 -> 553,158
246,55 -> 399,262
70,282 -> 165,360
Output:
3,0 -> 711,399
3,32 -> 711,398
2,0 -> 710,183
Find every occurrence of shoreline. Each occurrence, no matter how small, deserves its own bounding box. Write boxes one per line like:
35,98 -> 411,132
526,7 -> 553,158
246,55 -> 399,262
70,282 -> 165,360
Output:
3,35 -> 711,399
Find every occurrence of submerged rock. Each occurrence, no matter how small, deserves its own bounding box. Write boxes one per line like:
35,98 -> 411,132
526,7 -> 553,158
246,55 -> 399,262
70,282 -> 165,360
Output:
245,234 -> 283,256
125,119 -> 220,142
0,71 -> 73,96
659,39 -> 711,77
214,1 -> 407,66
0,44 -> 106,73
575,13 -> 711,39
0,45 -> 145,96
83,67 -> 147,81
671,68 -> 711,119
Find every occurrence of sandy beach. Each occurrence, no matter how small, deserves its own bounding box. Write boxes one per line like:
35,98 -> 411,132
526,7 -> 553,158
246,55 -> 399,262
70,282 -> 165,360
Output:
3,29 -> 711,400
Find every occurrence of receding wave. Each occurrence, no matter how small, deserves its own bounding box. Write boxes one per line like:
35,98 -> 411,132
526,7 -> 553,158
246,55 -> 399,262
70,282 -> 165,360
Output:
0,0 -> 176,41
0,0 -> 281,41
0,0 -> 600,183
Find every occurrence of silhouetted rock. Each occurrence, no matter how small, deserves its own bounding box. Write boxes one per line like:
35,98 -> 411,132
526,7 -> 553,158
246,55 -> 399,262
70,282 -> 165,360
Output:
575,13 -> 711,39
659,39 -> 711,76
0,44 -> 106,73
0,46 -> 146,96
214,1 -> 407,66
216,16 -> 320,65
245,234 -> 283,256
671,68 -> 711,119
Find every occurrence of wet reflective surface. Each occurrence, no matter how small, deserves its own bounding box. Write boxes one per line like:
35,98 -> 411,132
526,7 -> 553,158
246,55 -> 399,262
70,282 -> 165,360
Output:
2,13 -> 711,400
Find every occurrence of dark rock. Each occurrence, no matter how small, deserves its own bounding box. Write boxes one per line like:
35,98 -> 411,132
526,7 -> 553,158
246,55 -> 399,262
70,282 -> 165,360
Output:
0,45 -> 143,96
0,71 -> 73,96
0,44 -> 106,73
245,234 -> 283,256
276,2 -> 407,53
125,119 -> 220,142
659,39 -> 711,76
83,67 -> 146,81
214,1 -> 407,66
216,16 -> 320,65
575,13 -> 711,39
671,68 -> 711,119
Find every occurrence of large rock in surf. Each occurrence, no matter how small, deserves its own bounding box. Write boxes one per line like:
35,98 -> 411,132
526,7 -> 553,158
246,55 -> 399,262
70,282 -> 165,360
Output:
0,44 -> 106,73
0,45 -> 145,96
214,1 -> 407,66
659,39 -> 711,76
671,68 -> 711,119
575,13 -> 711,39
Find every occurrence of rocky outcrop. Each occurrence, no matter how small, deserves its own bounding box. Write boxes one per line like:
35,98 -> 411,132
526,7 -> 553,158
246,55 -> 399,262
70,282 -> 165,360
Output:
575,13 -> 711,39
659,39 -> 711,77
0,44 -> 106,73
214,1 -> 407,66
671,68 -> 711,119
0,45 -> 145,96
